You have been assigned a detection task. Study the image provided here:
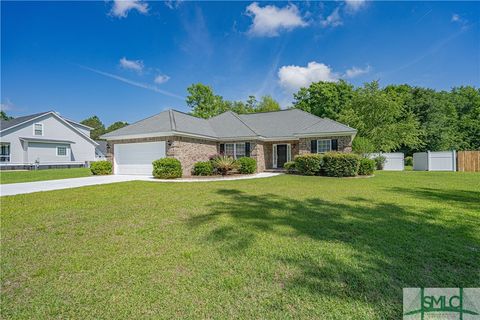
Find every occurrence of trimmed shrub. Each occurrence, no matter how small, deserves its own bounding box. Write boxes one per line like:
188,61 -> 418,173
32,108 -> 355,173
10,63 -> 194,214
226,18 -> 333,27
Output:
373,155 -> 387,170
211,155 -> 237,176
193,161 -> 214,176
284,161 -> 296,174
294,154 -> 323,176
323,152 -> 360,177
90,161 -> 112,175
236,157 -> 257,174
152,158 -> 182,179
405,156 -> 413,166
358,158 -> 376,176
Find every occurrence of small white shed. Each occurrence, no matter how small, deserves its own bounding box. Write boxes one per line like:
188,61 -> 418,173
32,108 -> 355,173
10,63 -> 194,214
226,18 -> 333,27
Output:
370,153 -> 405,171
413,151 -> 456,171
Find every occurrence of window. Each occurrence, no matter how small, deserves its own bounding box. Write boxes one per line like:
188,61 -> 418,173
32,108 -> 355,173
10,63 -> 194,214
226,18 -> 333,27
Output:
57,146 -> 67,156
317,139 -> 332,153
34,123 -> 43,136
223,143 -> 246,159
0,143 -> 10,162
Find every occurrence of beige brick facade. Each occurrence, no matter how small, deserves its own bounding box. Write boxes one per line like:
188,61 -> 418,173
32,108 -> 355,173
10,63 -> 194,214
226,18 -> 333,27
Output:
107,134 -> 353,176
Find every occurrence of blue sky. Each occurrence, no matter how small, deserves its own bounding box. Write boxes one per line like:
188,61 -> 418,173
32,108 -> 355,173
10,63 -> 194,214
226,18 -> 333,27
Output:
1,1 -> 479,125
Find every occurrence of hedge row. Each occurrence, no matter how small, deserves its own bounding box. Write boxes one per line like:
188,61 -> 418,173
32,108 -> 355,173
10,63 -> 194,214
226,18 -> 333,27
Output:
289,152 -> 375,177
192,156 -> 257,176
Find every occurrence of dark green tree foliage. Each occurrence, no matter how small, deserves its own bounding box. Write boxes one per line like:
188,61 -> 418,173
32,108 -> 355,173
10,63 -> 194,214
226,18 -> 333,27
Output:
293,80 -> 354,120
105,121 -> 129,133
186,84 -> 280,118
80,116 -> 105,140
1,111 -> 13,121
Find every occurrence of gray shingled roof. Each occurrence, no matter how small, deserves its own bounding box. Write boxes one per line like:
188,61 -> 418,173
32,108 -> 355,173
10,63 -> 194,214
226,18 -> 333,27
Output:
0,111 -> 50,131
101,108 -> 356,140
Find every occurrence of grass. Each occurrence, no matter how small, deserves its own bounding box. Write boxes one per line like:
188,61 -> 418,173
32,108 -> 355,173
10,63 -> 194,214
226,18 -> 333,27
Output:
1,171 -> 479,319
0,168 -> 91,184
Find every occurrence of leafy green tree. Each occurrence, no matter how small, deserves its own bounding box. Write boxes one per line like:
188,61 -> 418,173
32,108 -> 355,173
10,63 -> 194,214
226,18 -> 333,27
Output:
451,86 -> 480,150
81,116 -> 105,140
186,83 -> 229,118
339,81 -> 423,152
256,95 -> 280,112
105,121 -> 129,133
293,80 -> 354,120
352,136 -> 376,155
0,111 -> 13,121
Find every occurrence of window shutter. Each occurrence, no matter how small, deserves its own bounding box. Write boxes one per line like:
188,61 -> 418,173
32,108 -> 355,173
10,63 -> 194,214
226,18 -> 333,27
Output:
332,139 -> 338,151
245,142 -> 251,157
220,143 -> 225,154
311,140 -> 317,153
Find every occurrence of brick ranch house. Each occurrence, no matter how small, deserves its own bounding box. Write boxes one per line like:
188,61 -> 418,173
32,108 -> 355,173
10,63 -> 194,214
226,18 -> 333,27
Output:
101,109 -> 357,176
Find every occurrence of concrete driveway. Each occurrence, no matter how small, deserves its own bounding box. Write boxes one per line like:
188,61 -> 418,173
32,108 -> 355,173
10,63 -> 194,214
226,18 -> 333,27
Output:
0,172 -> 282,196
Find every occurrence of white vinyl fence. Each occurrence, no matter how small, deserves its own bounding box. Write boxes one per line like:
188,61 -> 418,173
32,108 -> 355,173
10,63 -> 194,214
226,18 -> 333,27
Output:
413,151 -> 456,171
370,153 -> 405,171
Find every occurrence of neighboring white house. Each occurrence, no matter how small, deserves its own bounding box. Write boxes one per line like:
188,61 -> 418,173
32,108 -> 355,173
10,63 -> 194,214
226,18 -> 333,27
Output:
0,111 -> 98,169
95,140 -> 108,160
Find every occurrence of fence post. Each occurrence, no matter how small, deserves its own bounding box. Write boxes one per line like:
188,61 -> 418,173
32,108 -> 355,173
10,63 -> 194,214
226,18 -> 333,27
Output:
452,150 -> 456,172
427,151 -> 430,171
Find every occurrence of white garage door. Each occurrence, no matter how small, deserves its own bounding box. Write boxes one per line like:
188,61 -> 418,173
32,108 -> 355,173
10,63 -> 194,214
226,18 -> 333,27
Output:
114,141 -> 166,175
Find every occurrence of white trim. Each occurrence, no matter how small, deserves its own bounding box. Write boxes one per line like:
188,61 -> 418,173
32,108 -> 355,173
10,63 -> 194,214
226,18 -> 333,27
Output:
273,143 -> 291,168
317,139 -> 332,153
56,146 -> 69,157
295,132 -> 356,138
33,123 -> 44,136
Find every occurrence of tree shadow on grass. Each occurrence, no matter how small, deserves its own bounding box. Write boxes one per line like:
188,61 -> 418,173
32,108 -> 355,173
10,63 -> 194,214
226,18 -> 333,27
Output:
389,187 -> 480,211
188,189 -> 480,317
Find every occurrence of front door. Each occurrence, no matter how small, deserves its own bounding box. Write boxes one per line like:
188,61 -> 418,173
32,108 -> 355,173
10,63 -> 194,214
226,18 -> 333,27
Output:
276,144 -> 287,168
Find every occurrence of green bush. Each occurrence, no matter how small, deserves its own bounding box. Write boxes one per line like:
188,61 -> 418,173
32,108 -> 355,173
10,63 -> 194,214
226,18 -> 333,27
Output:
358,158 -> 376,176
284,161 -> 296,174
193,161 -> 214,176
323,152 -> 360,177
90,161 -> 112,175
405,156 -> 413,166
373,155 -> 387,170
152,158 -> 182,179
236,157 -> 256,174
211,156 -> 237,176
352,136 -> 375,155
294,154 -> 323,176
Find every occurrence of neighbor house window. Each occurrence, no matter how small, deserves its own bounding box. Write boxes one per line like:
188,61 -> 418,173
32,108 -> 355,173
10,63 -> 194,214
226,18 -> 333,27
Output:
34,123 -> 43,136
223,142 -> 248,159
317,139 -> 332,153
0,143 -> 10,162
57,146 -> 67,156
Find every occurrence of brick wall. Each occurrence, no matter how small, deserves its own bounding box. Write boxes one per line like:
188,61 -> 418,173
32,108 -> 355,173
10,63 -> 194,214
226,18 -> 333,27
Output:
169,137 -> 217,176
299,136 -> 353,154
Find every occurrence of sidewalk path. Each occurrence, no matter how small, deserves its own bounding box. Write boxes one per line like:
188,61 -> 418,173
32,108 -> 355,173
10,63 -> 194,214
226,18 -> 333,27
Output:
1,172 -> 282,196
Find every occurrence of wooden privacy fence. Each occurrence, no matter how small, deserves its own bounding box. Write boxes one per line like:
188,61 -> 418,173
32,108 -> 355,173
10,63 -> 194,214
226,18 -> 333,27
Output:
457,151 -> 480,172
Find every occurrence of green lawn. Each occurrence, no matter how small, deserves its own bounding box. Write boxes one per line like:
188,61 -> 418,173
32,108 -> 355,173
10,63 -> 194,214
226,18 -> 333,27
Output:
0,168 -> 91,184
1,172 -> 479,319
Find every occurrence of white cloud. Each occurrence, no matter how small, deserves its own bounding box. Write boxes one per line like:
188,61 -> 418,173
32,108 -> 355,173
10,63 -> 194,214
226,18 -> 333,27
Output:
110,0 -> 149,18
320,7 -> 343,28
0,98 -> 14,111
451,13 -> 461,22
154,74 -> 170,84
344,65 -> 371,78
119,57 -> 144,72
278,62 -> 340,91
344,0 -> 367,13
246,2 -> 307,37
164,0 -> 182,10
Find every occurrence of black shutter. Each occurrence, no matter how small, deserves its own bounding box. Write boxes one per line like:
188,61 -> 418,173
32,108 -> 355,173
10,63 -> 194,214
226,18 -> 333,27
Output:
219,143 -> 225,154
311,140 -> 317,153
245,142 -> 251,157
332,139 -> 338,151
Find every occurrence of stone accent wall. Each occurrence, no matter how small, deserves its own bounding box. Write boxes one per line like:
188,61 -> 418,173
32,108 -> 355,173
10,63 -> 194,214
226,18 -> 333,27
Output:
168,137 -> 217,176
299,136 -> 353,154
251,141 -> 265,172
